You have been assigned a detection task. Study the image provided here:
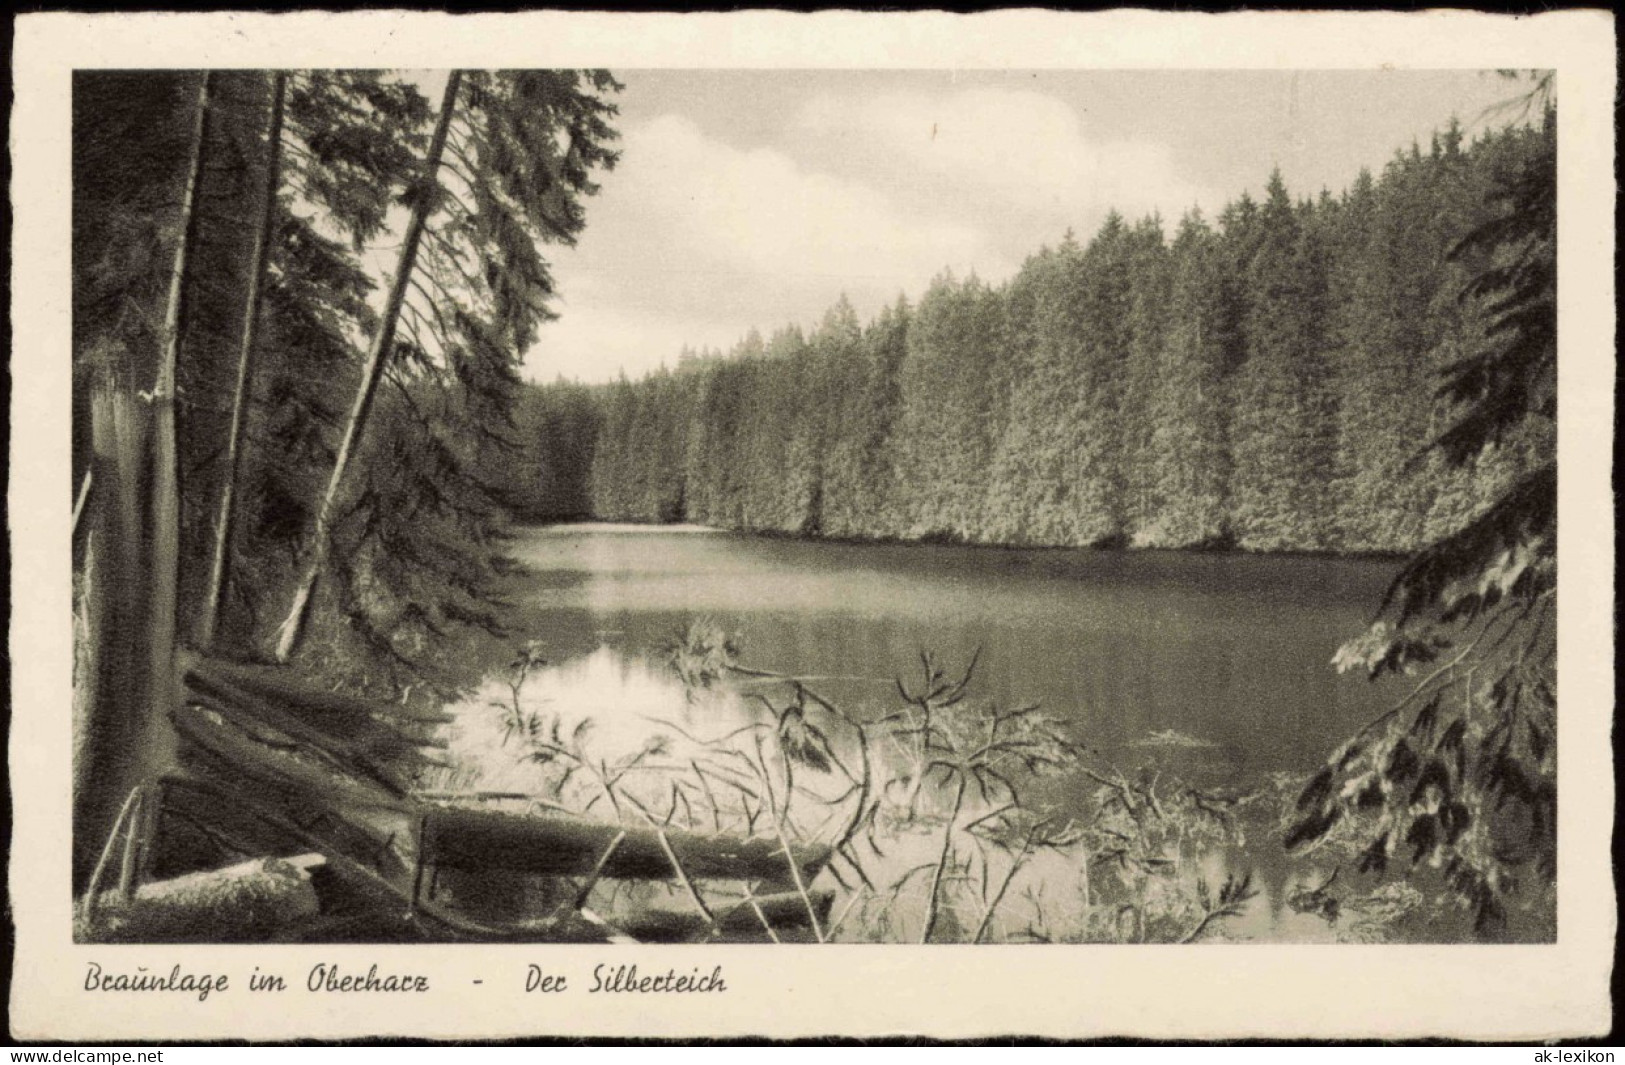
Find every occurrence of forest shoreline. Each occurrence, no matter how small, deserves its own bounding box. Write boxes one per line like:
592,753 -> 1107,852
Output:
505,515 -> 1413,566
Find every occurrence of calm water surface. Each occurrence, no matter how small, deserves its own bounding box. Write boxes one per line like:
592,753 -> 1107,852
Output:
456,523 -> 1408,941
504,523 -> 1397,776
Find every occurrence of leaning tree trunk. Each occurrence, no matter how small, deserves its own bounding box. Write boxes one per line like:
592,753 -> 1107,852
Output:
147,67 -> 213,790
198,71 -> 285,651
152,68 -> 212,689
273,70 -> 462,663
74,72 -> 212,890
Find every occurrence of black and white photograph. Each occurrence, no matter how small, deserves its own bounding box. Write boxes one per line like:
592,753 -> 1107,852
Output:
11,8 -> 1615,1044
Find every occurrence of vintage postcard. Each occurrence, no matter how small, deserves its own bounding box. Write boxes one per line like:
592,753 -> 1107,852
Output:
9,8 -> 1616,1043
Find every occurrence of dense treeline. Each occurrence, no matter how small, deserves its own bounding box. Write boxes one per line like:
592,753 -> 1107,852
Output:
75,70 -> 619,686
72,70 -> 620,882
529,119 -> 1553,554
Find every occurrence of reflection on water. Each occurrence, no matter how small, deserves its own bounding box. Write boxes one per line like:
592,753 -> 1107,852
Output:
438,525 -> 1424,943
442,647 -> 744,794
499,525 -> 1400,779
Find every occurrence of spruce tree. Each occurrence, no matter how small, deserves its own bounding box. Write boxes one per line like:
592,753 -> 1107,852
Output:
1291,91 -> 1557,930
273,70 -> 622,681
1229,171 -> 1337,551
984,243 -> 1070,544
1139,211 -> 1231,547
199,72 -> 286,649
892,273 -> 1004,540
1120,216 -> 1172,541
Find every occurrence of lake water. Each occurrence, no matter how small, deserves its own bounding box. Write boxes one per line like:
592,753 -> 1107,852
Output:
443,523 -> 1412,942
500,523 -> 1396,771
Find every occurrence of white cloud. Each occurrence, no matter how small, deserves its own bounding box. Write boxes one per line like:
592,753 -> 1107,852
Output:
610,114 -> 1004,294
529,113 -> 1019,381
526,306 -> 750,383
793,87 -> 1220,232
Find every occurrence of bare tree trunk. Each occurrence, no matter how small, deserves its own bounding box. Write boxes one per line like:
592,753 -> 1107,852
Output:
75,73 -> 212,889
273,70 -> 462,662
76,388 -> 148,888
199,72 -> 285,650
151,68 -> 212,667
143,66 -> 212,882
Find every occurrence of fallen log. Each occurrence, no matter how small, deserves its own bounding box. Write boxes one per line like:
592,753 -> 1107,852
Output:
185,656 -> 447,773
171,703 -> 412,815
182,673 -> 424,797
419,808 -> 832,885
153,778 -> 461,941
719,888 -> 835,933
620,889 -> 836,942
186,653 -> 453,728
160,773 -> 411,885
76,854 -> 324,943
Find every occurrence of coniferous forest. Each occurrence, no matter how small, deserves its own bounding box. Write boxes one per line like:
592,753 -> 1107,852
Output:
72,70 -> 624,890
518,119 -> 1553,557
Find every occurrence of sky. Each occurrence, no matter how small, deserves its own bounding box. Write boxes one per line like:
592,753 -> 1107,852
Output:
509,70 -> 1528,383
